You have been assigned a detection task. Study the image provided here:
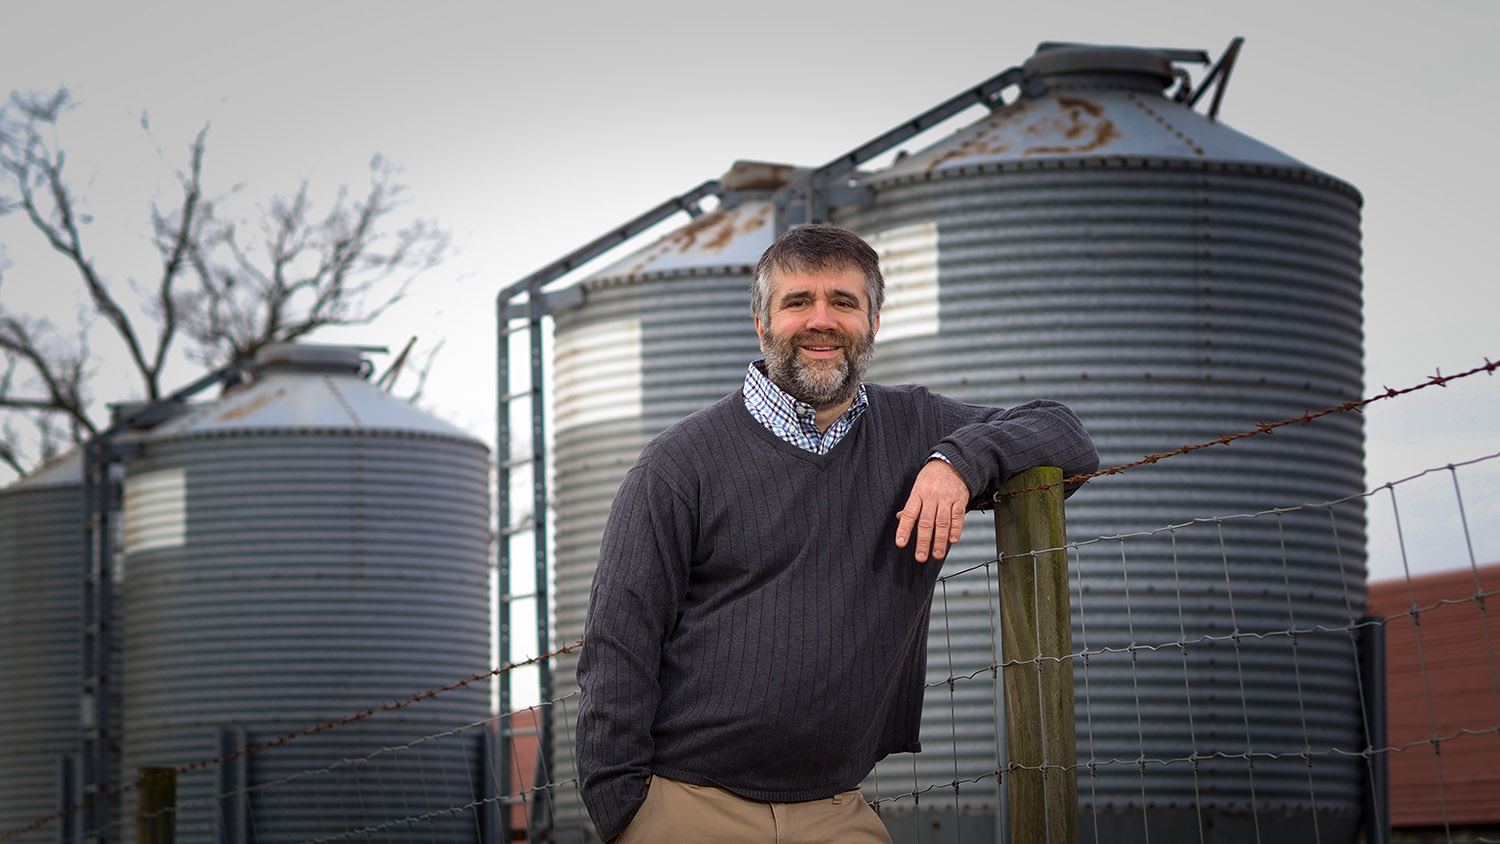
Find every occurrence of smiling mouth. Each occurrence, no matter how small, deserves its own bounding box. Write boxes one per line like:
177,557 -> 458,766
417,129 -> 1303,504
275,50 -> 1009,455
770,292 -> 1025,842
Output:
799,345 -> 844,359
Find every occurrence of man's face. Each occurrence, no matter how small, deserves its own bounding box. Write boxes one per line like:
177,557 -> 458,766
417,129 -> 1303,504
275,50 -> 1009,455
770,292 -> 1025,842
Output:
755,265 -> 879,410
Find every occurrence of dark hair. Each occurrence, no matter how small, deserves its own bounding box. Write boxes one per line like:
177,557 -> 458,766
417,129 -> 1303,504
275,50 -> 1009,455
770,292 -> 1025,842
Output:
751,223 -> 884,328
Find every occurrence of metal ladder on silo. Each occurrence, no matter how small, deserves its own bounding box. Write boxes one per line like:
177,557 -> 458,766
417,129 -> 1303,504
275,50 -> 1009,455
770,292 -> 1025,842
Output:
493,179 -> 721,841
75,363 -> 250,844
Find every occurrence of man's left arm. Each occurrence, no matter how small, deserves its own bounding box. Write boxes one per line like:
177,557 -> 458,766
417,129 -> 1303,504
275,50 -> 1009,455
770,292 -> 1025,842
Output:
896,399 -> 1098,563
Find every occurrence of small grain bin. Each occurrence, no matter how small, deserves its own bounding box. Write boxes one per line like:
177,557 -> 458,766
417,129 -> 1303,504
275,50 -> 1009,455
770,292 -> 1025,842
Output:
546,161 -> 790,841
119,343 -> 490,843
837,44 -> 1366,842
0,452 -> 97,842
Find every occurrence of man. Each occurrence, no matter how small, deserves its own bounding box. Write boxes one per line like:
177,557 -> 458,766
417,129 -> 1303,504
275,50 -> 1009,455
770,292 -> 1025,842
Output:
576,223 -> 1098,843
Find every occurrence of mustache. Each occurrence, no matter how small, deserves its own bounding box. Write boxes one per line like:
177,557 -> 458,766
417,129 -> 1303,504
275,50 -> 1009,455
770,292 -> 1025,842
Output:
792,330 -> 852,346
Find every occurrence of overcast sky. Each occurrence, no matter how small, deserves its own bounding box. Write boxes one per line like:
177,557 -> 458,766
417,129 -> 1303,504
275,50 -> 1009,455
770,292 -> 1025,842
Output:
2,0 -> 1496,582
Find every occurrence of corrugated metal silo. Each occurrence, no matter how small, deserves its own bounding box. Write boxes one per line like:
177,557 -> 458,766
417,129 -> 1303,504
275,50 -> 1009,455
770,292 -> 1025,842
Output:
0,452 -> 92,842
548,161 -> 790,841
837,44 -> 1366,843
118,343 -> 490,843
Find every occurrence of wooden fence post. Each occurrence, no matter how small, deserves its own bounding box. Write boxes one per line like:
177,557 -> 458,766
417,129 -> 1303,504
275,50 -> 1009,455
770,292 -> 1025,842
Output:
995,466 -> 1078,844
136,766 -> 176,844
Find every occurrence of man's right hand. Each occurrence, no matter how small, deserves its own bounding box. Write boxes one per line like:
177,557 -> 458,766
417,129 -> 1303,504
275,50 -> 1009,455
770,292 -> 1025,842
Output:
894,458 -> 971,563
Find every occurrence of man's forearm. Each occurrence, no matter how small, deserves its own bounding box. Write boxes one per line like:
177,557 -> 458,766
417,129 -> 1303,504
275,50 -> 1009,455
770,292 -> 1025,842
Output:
938,399 -> 1099,500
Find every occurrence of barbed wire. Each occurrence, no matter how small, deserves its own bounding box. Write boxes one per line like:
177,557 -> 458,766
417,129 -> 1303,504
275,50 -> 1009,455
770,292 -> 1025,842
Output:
0,642 -> 583,842
944,449 -> 1500,584
124,697 -> 579,844
1000,356 -> 1499,499
7,360 -> 1496,842
110,654 -> 1500,844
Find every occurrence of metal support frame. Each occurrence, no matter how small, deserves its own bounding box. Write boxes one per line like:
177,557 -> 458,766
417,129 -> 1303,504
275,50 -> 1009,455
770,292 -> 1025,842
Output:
56,753 -> 77,844
79,439 -> 117,844
1185,37 -> 1245,120
773,65 -> 1038,232
213,727 -> 248,844
494,179 -> 724,840
77,361 -> 253,844
1357,615 -> 1391,844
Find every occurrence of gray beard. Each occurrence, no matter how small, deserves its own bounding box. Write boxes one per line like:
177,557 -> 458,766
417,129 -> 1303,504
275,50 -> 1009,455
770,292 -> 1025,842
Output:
761,326 -> 875,410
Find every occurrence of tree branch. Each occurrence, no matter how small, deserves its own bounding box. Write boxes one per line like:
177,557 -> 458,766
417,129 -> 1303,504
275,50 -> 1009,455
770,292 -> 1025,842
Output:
148,124 -> 209,386
7,93 -> 157,397
2,88 -> 450,475
0,316 -> 97,439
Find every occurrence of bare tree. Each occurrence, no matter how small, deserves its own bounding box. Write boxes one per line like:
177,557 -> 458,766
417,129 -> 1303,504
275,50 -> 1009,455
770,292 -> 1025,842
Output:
0,88 -> 449,476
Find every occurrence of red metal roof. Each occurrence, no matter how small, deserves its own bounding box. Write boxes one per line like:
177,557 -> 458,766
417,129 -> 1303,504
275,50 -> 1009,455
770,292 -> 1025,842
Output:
1367,562 -> 1500,827
498,708 -> 542,839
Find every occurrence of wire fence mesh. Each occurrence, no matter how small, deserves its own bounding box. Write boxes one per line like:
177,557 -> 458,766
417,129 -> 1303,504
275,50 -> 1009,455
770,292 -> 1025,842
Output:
3,366 -> 1497,844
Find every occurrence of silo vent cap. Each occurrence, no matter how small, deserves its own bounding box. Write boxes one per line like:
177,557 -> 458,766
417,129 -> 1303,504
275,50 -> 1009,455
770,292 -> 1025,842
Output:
1024,44 -> 1176,93
254,342 -> 378,375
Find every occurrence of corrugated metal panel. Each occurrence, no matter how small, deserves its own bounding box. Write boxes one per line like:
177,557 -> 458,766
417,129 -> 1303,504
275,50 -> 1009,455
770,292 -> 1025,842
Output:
119,349 -> 491,843
1367,563 -> 1500,828
0,457 -> 84,842
839,52 -> 1366,840
547,183 -> 781,841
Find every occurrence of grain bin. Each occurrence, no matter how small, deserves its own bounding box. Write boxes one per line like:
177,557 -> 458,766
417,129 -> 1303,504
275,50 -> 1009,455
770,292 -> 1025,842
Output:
118,343 -> 490,843
837,43 -> 1366,843
0,451 -> 99,842
546,161 -> 790,841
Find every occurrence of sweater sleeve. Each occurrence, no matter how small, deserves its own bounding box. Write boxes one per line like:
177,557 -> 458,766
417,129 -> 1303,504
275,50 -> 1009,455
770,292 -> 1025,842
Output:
933,398 -> 1099,503
575,460 -> 695,842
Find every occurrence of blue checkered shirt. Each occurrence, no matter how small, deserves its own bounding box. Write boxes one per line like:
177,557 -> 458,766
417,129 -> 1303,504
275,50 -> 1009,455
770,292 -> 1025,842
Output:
742,361 -> 868,454
743,361 -> 954,467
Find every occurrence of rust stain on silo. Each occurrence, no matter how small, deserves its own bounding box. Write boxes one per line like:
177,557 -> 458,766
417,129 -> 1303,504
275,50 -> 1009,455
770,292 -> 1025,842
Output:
1022,96 -> 1120,156
739,203 -> 772,233
216,388 -> 287,422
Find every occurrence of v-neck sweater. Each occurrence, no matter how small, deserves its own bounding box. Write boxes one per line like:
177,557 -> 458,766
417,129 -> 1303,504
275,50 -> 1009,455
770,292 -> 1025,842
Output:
576,383 -> 1098,842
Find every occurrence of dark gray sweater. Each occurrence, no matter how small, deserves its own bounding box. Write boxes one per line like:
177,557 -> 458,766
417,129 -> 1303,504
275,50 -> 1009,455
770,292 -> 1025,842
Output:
575,384 -> 1098,841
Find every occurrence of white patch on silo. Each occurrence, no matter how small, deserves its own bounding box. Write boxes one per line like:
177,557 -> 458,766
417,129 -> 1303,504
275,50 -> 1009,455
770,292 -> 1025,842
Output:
869,222 -> 940,343
123,468 -> 186,554
554,318 -> 643,432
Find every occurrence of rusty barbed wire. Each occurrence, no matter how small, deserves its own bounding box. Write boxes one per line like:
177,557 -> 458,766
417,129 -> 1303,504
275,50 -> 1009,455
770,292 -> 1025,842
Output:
999,357 -> 1499,500
945,447 -> 1500,579
0,641 -> 583,842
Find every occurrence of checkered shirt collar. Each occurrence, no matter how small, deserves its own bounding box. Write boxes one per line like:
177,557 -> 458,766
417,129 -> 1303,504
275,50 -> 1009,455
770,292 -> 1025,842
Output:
742,360 -> 869,455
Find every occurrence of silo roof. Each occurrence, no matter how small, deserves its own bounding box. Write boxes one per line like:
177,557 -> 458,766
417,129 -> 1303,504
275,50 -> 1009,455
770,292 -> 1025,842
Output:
3,448 -> 83,492
872,86 -> 1316,184
141,345 -> 481,445
585,199 -> 775,284
584,161 -> 795,285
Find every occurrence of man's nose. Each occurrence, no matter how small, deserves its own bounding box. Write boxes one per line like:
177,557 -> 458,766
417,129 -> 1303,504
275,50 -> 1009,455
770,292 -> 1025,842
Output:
805,302 -> 838,330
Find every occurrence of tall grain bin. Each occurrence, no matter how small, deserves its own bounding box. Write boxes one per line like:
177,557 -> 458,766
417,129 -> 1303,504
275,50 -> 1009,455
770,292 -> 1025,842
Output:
546,161 -> 788,841
0,452 -> 95,842
119,343 -> 490,843
837,44 -> 1366,842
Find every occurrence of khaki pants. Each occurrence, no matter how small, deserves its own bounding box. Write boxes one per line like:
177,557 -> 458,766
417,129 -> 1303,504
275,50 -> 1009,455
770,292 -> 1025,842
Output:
614,776 -> 892,844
